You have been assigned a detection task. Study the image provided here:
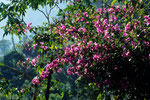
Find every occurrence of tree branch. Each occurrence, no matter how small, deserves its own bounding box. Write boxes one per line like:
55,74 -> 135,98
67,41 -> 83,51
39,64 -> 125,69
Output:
38,8 -> 51,24
100,0 -> 110,8
48,5 -> 55,17
55,3 -> 65,14
0,63 -> 32,81
45,70 -> 53,100
38,9 -> 48,19
33,85 -> 38,100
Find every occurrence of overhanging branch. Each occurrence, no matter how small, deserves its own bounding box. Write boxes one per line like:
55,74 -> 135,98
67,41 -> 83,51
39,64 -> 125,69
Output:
0,62 -> 32,81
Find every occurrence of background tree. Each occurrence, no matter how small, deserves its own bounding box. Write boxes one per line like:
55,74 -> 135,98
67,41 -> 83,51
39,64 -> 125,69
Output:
0,39 -> 11,55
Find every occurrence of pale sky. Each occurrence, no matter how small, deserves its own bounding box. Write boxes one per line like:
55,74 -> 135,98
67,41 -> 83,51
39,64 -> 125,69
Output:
0,0 -> 10,3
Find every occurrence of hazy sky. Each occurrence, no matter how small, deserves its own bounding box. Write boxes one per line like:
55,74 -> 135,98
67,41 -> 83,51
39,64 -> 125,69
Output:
0,0 -> 67,43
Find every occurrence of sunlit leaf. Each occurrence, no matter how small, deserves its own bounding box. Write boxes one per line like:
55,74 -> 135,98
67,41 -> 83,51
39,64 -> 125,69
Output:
111,0 -> 117,6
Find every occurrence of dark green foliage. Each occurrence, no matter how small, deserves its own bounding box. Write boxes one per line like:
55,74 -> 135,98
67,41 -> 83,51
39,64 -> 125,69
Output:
1,51 -> 25,87
53,66 -> 78,100
0,51 -> 35,87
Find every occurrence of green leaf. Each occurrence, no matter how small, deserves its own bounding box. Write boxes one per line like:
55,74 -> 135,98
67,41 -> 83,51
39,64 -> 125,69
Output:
60,92 -> 64,98
124,0 -> 127,6
36,66 -> 41,74
105,0 -> 109,3
18,35 -> 21,40
0,62 -> 5,66
97,93 -> 103,100
111,0 -> 117,6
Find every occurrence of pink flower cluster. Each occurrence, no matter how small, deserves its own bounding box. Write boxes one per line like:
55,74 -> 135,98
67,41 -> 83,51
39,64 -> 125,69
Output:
144,15 -> 150,25
32,77 -> 40,85
50,5 -> 149,87
31,4 -> 149,90
21,89 -> 24,93
7,22 -> 31,35
39,59 -> 62,81
31,58 -> 38,66
33,43 -> 37,49
26,22 -> 32,30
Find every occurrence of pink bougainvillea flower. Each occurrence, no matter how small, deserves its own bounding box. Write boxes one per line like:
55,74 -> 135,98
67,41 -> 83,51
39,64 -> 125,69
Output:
29,48 -> 31,51
76,13 -> 80,17
67,67 -> 72,75
123,32 -> 127,37
83,11 -> 88,17
21,89 -> 24,93
144,15 -> 150,25
44,46 -> 48,50
146,18 -> 150,25
32,77 -> 40,85
24,29 -> 27,33
26,22 -> 32,30
122,51 -> 131,58
41,46 -> 44,49
40,42 -> 44,45
58,68 -> 62,73
33,43 -> 37,49
125,23 -> 130,32
83,12 -> 88,16
17,29 -> 20,32
114,67 -> 118,69
16,24 -> 19,27
37,55 -> 40,58
84,68 -> 88,74
144,15 -> 149,19
144,41 -> 149,47
27,22 -> 32,26
68,2 -> 71,6
26,58 -> 30,61
31,58 -> 38,66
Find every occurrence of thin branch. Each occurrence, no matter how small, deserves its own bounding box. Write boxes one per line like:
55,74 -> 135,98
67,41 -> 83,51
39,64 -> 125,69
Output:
45,5 -> 49,16
55,3 -> 65,14
48,6 -> 55,17
100,0 -> 110,8
38,8 -> 50,24
33,85 -> 38,100
38,8 -> 48,19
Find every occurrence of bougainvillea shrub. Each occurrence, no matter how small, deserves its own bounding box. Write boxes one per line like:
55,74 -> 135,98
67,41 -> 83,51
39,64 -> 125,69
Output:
27,1 -> 150,99
13,1 -> 149,99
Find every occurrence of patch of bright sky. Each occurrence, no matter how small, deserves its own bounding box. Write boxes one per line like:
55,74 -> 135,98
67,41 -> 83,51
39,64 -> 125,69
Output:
0,0 -> 68,43
0,0 -> 10,4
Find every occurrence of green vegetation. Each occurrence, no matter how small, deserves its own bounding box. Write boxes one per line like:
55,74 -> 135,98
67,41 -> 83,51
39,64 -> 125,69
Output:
0,0 -> 150,99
